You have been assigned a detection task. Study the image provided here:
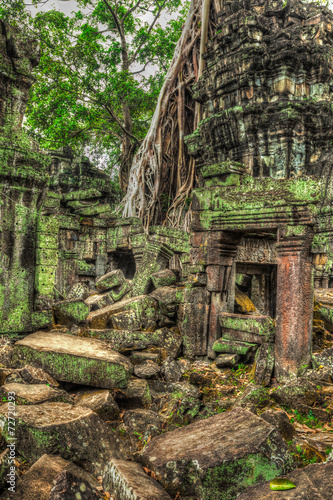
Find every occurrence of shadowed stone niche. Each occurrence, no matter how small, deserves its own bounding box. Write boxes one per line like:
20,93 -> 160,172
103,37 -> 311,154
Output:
185,0 -> 333,381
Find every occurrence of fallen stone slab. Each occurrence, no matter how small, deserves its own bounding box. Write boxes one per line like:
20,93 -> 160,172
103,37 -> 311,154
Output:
103,460 -> 172,500
0,454 -> 101,500
53,298 -> 89,326
237,461 -> 333,500
130,351 -> 160,365
260,409 -> 296,442
0,383 -> 72,405
79,328 -> 182,357
0,403 -> 121,474
95,269 -> 126,291
73,387 -> 120,421
139,408 -> 294,499
11,331 -> 132,389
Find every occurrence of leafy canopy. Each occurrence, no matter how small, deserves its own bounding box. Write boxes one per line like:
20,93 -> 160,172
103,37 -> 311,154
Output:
0,0 -> 189,176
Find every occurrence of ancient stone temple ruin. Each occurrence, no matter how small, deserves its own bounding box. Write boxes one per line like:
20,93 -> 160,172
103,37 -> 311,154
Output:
2,2 -> 333,499
185,0 -> 333,380
2,0 -> 333,383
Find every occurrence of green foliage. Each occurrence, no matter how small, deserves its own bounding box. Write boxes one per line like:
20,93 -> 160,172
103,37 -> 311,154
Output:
0,0 -> 190,177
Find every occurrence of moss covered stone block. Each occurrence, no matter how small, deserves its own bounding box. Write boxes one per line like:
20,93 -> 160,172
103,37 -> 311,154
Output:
0,402 -> 121,474
139,408 -> 295,499
81,327 -> 182,358
151,269 -> 176,288
212,339 -> 257,356
73,387 -> 120,421
96,269 -> 126,292
11,331 -> 133,389
0,382 -> 72,405
220,313 -> 275,343
53,298 -> 89,326
88,295 -> 157,330
237,461 -> 333,500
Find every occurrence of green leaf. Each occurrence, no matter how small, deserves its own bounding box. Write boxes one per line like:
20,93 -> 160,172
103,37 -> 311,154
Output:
270,478 -> 296,491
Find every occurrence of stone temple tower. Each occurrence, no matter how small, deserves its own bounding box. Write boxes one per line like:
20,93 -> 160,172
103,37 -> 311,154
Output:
185,0 -> 333,380
0,21 -> 49,334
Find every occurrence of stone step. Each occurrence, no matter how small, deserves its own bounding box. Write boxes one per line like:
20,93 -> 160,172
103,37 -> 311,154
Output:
11,331 -> 132,389
138,407 -> 294,499
212,338 -> 258,356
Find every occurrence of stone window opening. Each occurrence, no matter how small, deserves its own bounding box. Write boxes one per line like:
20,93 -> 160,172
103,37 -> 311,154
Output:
234,263 -> 277,318
107,250 -> 136,280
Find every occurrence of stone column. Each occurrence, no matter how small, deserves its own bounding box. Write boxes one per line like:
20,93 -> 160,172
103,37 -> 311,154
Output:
275,225 -> 314,381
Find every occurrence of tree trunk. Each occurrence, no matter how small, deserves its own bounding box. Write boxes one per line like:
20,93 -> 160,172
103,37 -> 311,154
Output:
120,0 -> 219,229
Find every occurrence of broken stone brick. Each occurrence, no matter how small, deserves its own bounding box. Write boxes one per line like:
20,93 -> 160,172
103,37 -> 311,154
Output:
0,403 -> 121,474
219,313 -> 275,343
131,241 -> 174,296
53,298 -> 89,326
271,378 -> 323,408
0,383 -> 72,405
160,357 -> 184,383
103,460 -> 172,500
49,469 -> 102,500
134,361 -> 160,380
12,331 -> 133,389
232,384 -> 270,409
84,290 -> 114,311
215,353 -> 240,368
15,365 -> 59,388
260,409 -> 296,443
117,378 -> 152,410
0,454 -> 101,500
95,269 -> 126,291
73,387 -> 120,421
130,351 -> 160,365
151,269 -> 176,289
139,408 -> 294,498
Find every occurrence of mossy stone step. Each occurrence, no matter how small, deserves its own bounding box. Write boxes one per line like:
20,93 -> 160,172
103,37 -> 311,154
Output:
11,331 -> 132,389
212,338 -> 257,355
